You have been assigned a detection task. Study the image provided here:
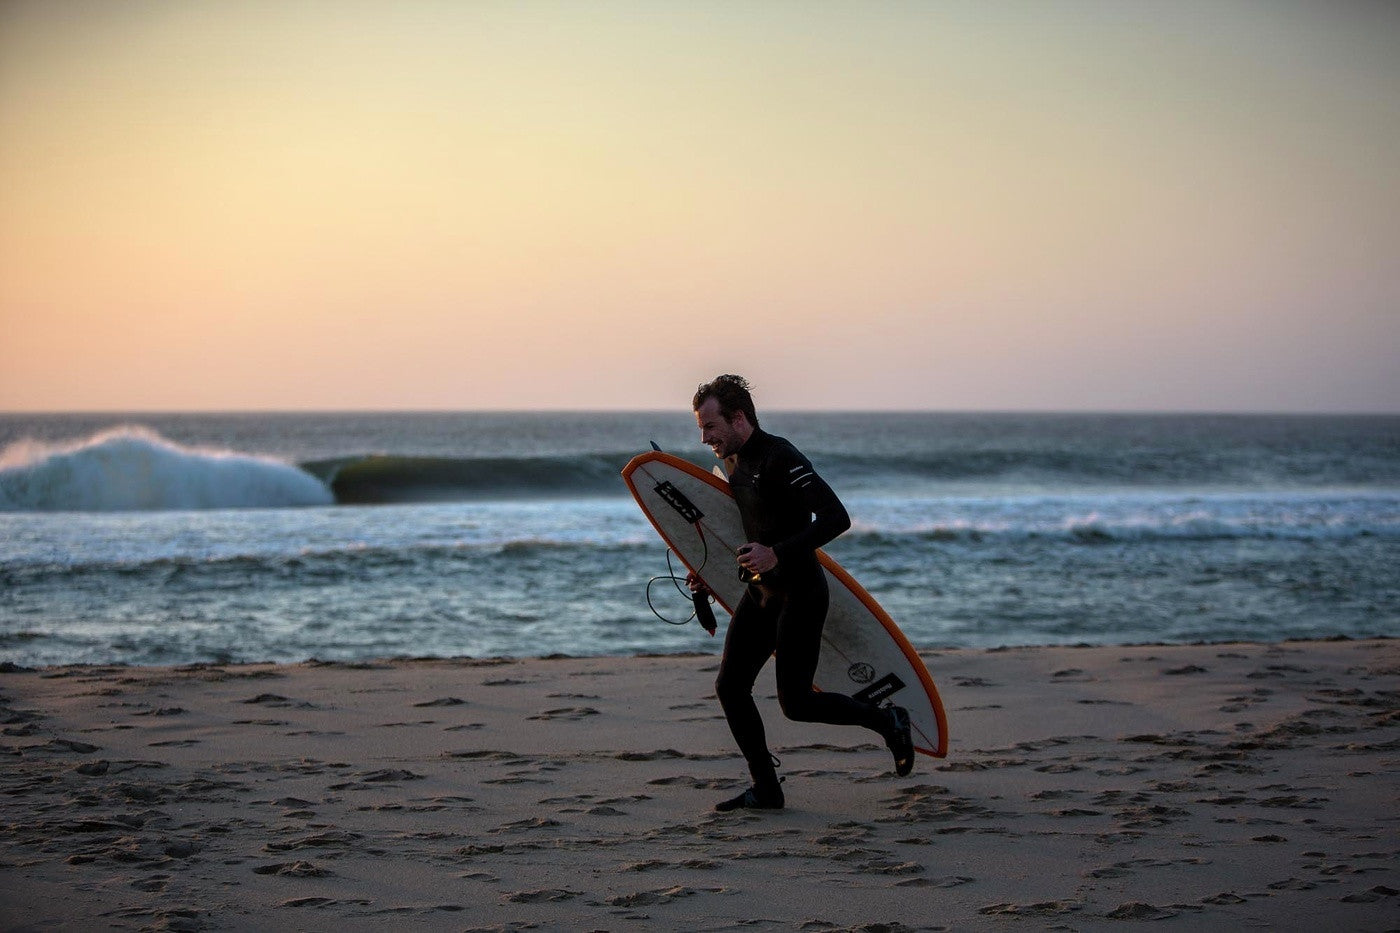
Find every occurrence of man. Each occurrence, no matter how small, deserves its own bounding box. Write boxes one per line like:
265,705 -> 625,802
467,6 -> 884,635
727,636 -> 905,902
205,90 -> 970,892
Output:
689,374 -> 914,812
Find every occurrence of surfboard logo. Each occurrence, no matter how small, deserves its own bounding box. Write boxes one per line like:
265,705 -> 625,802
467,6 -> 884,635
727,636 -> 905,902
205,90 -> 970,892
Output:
853,672 -> 906,705
653,480 -> 704,524
847,662 -> 876,684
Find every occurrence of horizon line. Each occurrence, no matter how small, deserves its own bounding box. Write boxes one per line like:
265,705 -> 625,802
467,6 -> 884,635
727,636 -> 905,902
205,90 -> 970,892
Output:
2,407 -> 1398,418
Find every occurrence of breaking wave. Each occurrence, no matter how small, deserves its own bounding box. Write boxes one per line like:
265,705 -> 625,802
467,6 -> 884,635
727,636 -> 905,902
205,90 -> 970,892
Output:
0,427 -> 334,512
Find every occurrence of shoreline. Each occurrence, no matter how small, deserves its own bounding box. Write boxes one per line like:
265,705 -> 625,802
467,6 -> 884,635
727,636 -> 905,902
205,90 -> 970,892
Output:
2,638 -> 1397,930
4,633 -> 1394,675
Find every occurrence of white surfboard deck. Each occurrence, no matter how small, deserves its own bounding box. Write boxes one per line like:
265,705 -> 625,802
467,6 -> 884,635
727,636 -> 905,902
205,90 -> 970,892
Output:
624,450 -> 948,758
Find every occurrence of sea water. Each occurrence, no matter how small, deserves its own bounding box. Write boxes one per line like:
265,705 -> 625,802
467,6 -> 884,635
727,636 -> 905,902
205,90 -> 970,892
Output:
1,412 -> 1396,667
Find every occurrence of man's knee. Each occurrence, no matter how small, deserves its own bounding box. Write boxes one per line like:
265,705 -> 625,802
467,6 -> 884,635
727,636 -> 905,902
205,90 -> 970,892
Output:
715,672 -> 749,707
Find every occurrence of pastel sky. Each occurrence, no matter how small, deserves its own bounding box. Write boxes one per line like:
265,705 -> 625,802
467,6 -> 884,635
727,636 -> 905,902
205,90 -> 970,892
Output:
2,1 -> 1397,412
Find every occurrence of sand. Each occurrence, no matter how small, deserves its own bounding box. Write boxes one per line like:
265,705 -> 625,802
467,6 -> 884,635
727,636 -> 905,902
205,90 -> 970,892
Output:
1,638 -> 1397,931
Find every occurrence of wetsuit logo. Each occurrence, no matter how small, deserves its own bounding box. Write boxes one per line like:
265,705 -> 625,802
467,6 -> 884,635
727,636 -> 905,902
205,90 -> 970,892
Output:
847,662 -> 876,684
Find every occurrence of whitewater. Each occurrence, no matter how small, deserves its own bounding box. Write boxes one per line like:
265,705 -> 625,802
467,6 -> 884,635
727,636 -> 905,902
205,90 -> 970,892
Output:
1,412 -> 1396,666
0,426 -> 333,511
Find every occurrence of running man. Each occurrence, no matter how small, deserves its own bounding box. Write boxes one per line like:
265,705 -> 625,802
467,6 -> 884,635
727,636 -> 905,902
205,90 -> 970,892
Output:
689,375 -> 914,811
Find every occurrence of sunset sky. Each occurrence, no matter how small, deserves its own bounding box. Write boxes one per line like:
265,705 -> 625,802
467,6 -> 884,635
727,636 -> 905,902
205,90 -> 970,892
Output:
2,1 -> 1397,412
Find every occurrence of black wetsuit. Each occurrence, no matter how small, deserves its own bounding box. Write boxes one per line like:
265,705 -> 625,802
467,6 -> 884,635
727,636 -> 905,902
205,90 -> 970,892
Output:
716,428 -> 889,792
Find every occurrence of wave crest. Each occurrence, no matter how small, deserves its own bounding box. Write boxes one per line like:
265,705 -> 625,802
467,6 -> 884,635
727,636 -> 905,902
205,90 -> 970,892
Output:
301,452 -> 631,503
0,426 -> 334,512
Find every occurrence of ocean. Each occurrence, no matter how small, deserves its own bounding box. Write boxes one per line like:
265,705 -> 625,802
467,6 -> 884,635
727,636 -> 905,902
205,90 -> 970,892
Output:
1,412 -> 1397,667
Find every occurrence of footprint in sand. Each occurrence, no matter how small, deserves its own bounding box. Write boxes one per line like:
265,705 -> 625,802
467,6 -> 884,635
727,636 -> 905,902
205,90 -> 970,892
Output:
648,775 -> 742,790
1202,892 -> 1249,905
503,888 -> 581,903
130,874 -> 170,892
527,707 -> 600,721
1106,903 -> 1178,920
491,817 -> 563,834
279,896 -> 373,909
264,830 -> 363,853
374,720 -> 435,728
328,768 -> 423,790
614,749 -> 685,761
1341,886 -> 1400,903
41,738 -> 102,754
623,858 -> 721,872
979,901 -> 1083,917
458,870 -> 499,883
593,885 -> 724,908
240,694 -> 317,709
1052,668 -> 1093,682
937,757 -> 1027,772
253,860 -> 333,877
1084,856 -> 1206,879
444,749 -> 528,762
897,875 -> 973,889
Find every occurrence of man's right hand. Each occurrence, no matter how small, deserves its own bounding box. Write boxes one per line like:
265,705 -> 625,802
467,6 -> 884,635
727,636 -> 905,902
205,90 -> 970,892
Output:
685,571 -> 712,597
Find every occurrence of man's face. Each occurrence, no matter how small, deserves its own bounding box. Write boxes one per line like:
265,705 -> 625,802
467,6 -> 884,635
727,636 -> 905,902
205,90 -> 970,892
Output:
695,397 -> 747,460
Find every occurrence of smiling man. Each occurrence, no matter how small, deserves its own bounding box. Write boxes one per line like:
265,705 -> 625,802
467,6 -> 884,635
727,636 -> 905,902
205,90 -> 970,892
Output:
690,374 -> 914,812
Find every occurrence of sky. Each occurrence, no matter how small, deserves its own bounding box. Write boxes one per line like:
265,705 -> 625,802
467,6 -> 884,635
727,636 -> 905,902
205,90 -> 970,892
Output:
2,1 -> 1397,413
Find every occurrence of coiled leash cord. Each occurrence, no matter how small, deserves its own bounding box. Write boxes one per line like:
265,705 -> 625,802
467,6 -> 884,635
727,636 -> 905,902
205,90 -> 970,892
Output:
645,523 -> 716,631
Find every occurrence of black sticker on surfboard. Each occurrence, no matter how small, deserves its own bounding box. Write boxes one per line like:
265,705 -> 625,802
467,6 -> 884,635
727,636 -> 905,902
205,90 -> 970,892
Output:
654,480 -> 704,524
853,672 -> 905,705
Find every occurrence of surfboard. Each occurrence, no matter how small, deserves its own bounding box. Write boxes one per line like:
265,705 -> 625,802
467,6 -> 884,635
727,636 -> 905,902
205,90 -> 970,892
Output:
623,450 -> 948,758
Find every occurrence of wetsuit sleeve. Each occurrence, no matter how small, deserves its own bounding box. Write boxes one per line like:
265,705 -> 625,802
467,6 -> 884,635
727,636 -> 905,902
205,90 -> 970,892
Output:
771,447 -> 851,566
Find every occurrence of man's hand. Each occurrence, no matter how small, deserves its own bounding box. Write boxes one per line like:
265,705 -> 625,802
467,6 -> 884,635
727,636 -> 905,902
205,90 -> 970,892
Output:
737,542 -> 778,575
686,571 -> 713,597
685,571 -> 718,635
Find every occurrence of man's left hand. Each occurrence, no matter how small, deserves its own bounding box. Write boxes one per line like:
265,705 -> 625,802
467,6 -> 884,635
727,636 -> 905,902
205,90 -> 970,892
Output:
737,542 -> 778,575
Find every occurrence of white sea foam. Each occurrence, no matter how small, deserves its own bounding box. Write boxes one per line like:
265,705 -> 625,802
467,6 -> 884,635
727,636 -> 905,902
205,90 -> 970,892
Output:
0,426 -> 333,512
844,492 -> 1400,543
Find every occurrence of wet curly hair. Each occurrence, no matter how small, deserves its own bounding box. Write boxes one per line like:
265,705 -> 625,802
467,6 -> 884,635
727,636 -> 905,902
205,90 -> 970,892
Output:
692,374 -> 759,428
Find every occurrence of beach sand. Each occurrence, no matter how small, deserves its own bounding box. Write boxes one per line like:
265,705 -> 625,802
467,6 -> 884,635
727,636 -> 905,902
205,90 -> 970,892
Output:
2,638 -> 1396,931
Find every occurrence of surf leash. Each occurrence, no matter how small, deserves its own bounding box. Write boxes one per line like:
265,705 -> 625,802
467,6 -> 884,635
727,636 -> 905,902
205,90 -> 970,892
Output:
645,534 -> 716,634
643,445 -> 719,634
